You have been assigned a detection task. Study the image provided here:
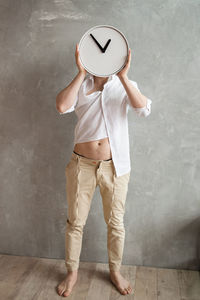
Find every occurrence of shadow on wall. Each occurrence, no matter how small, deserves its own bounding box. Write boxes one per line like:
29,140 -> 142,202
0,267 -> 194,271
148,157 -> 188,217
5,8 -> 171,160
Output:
139,218 -> 200,271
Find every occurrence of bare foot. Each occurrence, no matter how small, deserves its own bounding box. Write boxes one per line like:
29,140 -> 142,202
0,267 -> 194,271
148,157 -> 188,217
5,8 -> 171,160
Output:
110,270 -> 133,295
57,270 -> 78,297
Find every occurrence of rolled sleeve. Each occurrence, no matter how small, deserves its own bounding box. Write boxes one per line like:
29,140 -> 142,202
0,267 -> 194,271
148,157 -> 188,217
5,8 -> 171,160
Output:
124,80 -> 152,117
132,98 -> 152,117
58,94 -> 78,114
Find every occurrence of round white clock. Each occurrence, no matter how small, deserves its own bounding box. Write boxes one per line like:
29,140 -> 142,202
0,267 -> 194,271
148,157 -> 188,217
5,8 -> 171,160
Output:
78,25 -> 129,77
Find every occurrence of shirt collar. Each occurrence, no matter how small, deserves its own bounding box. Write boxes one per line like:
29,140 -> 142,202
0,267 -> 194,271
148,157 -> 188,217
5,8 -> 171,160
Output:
87,73 -> 115,84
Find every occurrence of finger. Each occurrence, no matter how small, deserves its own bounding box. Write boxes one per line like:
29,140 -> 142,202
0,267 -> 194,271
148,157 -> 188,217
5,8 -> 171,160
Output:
75,44 -> 78,57
125,52 -> 130,64
126,55 -> 131,67
126,58 -> 130,66
128,49 -> 131,60
76,43 -> 79,53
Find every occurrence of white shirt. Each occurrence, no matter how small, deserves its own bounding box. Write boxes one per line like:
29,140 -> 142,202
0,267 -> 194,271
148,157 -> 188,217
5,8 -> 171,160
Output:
59,74 -> 152,177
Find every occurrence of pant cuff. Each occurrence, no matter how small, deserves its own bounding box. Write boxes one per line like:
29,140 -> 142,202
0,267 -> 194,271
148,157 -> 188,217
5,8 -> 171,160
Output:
109,264 -> 121,272
65,261 -> 79,271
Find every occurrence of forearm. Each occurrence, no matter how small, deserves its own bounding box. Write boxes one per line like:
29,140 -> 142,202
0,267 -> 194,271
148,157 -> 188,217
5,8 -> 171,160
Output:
56,71 -> 86,112
119,75 -> 147,108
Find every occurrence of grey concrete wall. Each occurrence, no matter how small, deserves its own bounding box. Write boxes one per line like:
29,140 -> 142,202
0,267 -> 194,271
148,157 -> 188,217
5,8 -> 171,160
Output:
0,0 -> 200,270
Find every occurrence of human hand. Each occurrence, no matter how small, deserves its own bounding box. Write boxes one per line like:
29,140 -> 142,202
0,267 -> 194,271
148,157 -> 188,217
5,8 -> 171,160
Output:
75,43 -> 87,76
116,48 -> 131,79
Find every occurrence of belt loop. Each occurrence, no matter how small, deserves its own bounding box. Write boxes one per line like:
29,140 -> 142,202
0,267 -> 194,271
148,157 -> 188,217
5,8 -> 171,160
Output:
77,154 -> 80,163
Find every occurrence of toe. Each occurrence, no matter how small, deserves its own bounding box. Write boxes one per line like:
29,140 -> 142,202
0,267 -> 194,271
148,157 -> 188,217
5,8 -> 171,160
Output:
126,287 -> 130,293
57,285 -> 65,296
63,289 -> 71,297
125,286 -> 131,294
122,288 -> 128,295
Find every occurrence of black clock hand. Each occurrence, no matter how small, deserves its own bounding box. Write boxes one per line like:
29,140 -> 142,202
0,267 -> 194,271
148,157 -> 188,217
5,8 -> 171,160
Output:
90,34 -> 104,52
102,39 -> 111,53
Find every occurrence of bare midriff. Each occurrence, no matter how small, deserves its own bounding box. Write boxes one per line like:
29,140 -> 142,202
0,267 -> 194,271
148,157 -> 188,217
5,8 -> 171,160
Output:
73,137 -> 112,160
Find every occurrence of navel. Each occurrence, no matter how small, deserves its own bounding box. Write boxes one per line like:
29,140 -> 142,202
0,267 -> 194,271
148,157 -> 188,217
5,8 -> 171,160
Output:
98,142 -> 101,146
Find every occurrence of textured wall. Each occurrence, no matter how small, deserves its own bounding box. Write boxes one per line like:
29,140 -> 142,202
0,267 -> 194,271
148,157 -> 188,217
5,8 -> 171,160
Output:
0,0 -> 200,270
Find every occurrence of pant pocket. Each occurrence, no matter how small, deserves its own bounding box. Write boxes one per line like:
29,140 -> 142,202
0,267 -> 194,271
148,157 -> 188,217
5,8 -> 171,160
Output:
65,155 -> 77,171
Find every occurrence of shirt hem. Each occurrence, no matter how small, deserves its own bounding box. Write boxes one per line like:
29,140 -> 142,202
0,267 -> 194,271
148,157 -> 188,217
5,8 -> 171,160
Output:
74,135 -> 109,145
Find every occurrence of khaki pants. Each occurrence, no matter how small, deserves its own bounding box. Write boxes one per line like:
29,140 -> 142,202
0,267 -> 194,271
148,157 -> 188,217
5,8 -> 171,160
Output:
65,151 -> 130,272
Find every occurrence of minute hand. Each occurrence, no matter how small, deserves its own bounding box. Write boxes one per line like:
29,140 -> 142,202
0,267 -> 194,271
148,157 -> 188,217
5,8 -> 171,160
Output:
90,34 -> 104,52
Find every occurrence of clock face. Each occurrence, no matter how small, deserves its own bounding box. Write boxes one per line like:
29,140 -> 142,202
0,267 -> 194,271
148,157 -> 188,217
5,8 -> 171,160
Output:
78,25 -> 129,77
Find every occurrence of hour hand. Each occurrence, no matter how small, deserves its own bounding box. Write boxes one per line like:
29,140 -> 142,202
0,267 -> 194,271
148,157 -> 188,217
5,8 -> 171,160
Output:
90,34 -> 104,52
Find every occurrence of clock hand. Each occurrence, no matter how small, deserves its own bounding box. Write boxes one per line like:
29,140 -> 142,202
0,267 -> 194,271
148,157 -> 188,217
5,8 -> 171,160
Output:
102,39 -> 111,53
90,34 -> 104,52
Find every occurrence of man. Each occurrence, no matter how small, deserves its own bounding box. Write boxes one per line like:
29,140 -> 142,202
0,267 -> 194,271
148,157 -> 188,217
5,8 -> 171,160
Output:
56,44 -> 152,297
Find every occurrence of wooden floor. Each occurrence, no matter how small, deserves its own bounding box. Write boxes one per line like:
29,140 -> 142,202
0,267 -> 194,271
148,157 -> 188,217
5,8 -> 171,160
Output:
0,254 -> 200,299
